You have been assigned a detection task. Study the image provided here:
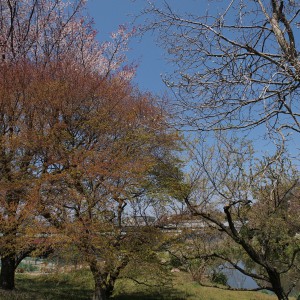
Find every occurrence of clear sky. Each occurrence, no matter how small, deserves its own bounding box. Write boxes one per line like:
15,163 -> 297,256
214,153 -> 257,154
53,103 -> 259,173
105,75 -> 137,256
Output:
86,1 -> 300,161
86,0 -> 206,94
86,0 -> 163,93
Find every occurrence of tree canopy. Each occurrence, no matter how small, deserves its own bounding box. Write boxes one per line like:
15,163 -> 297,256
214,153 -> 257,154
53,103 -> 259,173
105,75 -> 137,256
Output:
0,1 -> 181,298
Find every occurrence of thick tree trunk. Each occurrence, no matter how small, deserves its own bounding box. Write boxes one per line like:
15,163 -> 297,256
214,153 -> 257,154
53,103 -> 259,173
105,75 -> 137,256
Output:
92,283 -> 113,300
90,265 -> 114,300
274,290 -> 288,300
93,283 -> 107,300
267,269 -> 289,300
221,205 -> 289,300
0,256 -> 16,290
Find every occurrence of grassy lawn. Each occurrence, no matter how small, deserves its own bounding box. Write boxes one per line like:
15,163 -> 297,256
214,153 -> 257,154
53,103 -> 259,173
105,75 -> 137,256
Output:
0,269 -> 285,300
0,269 -> 94,300
113,272 -> 279,300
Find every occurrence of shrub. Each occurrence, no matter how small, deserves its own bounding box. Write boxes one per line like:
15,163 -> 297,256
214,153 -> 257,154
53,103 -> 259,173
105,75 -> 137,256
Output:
211,271 -> 228,286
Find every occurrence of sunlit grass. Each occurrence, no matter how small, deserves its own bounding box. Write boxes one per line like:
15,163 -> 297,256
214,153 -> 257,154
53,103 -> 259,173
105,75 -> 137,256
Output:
113,271 -> 279,300
0,269 -> 288,300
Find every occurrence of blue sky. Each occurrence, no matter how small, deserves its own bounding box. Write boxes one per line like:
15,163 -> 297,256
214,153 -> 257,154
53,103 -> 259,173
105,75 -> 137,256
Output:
86,0 -> 300,161
87,0 -> 165,93
87,0 -> 206,94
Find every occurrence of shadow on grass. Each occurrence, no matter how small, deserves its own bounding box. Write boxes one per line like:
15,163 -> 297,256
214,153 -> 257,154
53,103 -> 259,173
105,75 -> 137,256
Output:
17,278 -> 92,300
3,274 -> 93,300
112,283 -> 189,300
113,291 -> 188,300
0,273 -> 188,300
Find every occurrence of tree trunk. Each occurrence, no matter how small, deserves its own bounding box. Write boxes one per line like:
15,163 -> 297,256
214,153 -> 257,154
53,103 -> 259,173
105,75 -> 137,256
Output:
92,275 -> 114,300
90,265 -> 114,300
267,269 -> 289,300
93,283 -> 107,300
92,283 -> 113,300
0,256 -> 16,290
274,290 -> 288,300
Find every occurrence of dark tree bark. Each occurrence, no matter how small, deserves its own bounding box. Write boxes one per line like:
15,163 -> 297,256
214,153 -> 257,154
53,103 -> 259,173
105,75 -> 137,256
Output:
267,269 -> 289,300
90,265 -> 114,300
93,283 -> 107,300
0,245 -> 36,291
92,281 -> 114,300
0,255 -> 16,290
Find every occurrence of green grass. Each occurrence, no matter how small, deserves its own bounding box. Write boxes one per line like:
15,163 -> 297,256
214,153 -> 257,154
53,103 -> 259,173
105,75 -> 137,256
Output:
0,269 -> 290,300
113,272 -> 280,300
0,269 -> 94,300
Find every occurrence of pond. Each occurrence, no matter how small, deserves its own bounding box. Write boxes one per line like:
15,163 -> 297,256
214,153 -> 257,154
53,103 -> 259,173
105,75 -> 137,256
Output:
222,263 -> 299,297
222,265 -> 259,289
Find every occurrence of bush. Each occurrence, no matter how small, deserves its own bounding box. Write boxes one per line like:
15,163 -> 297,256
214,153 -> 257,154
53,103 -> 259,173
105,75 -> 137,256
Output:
169,255 -> 183,268
211,271 -> 228,286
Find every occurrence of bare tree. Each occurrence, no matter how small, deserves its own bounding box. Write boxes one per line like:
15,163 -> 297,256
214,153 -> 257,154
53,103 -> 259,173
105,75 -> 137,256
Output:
144,0 -> 300,135
176,135 -> 300,300
142,2 -> 300,299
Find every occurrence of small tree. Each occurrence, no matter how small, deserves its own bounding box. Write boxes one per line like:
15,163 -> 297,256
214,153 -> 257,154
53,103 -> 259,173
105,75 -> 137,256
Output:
34,68 -> 180,299
177,136 -> 300,300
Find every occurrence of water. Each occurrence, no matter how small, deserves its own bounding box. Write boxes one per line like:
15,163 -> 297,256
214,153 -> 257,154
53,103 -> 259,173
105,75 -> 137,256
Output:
223,265 -> 259,289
